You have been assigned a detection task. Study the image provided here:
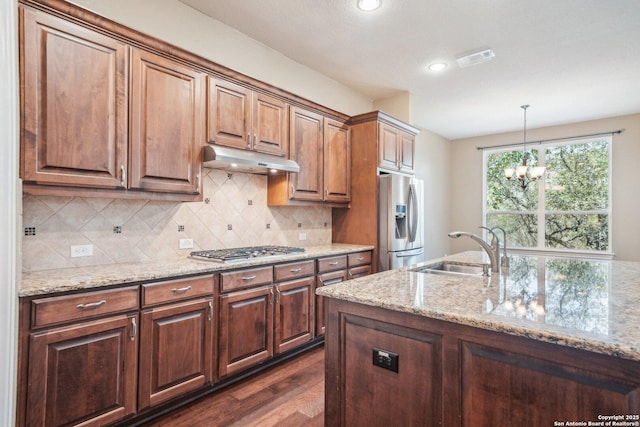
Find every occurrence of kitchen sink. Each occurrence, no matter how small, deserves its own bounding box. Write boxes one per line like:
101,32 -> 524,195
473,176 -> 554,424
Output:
411,262 -> 488,277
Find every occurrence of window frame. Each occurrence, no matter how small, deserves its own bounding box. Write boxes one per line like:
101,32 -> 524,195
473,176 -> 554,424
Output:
482,136 -> 613,259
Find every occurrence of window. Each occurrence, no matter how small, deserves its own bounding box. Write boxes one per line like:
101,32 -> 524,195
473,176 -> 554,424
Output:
484,136 -> 612,255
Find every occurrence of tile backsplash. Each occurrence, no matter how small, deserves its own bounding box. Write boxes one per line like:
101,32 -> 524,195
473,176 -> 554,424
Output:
22,169 -> 332,272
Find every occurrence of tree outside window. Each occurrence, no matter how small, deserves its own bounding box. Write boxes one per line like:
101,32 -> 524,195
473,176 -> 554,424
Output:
484,137 -> 611,254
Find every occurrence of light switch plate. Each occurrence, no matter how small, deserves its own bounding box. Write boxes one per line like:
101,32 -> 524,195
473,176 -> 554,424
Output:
298,232 -> 307,241
70,244 -> 93,258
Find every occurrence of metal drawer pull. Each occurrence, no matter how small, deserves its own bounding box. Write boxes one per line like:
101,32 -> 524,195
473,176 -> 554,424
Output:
269,288 -> 274,305
242,275 -> 257,281
348,271 -> 354,279
76,300 -> 106,310
131,317 -> 137,341
290,268 -> 302,273
329,262 -> 339,266
171,285 -> 192,293
356,257 -> 364,261
208,300 -> 213,321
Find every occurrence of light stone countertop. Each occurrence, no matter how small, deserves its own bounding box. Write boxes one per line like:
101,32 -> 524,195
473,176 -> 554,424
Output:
20,243 -> 373,297
316,250 -> 640,362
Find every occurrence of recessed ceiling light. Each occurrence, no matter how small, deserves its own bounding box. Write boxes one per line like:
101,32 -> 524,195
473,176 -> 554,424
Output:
428,62 -> 448,72
357,0 -> 382,11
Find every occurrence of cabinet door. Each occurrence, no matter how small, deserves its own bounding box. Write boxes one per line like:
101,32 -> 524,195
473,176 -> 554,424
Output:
253,92 -> 288,156
315,270 -> 347,337
138,298 -> 214,410
130,48 -> 204,194
26,314 -> 138,427
20,7 -> 128,188
289,106 -> 324,201
207,78 -> 251,150
399,131 -> 415,172
275,277 -> 314,354
378,122 -> 400,171
219,286 -> 273,377
324,119 -> 351,202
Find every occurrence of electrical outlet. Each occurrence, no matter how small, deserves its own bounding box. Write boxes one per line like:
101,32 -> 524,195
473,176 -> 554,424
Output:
372,348 -> 399,372
298,232 -> 307,241
179,238 -> 193,249
70,244 -> 93,258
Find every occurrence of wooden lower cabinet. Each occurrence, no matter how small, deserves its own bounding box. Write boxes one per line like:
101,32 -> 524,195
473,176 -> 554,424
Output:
315,269 -> 347,337
26,314 -> 138,427
219,286 -> 274,377
324,298 -> 640,427
138,298 -> 214,410
275,277 -> 314,354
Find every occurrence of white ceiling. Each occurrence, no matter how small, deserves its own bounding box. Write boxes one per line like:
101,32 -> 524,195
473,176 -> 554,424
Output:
180,0 -> 640,140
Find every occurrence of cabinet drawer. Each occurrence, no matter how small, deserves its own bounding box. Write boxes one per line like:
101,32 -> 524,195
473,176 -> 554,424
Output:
348,265 -> 372,279
31,286 -> 139,328
317,255 -> 348,273
348,251 -> 371,267
274,260 -> 315,282
220,266 -> 273,292
142,275 -> 213,307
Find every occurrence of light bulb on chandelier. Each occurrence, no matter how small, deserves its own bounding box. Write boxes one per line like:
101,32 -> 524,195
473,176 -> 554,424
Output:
504,105 -> 546,188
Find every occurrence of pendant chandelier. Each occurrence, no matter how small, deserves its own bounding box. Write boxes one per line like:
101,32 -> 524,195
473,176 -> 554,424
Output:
504,105 -> 545,188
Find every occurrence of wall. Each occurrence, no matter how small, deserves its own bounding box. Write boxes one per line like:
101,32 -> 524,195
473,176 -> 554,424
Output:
449,113 -> 640,262
68,0 -> 372,117
0,0 -> 19,423
22,170 -> 331,272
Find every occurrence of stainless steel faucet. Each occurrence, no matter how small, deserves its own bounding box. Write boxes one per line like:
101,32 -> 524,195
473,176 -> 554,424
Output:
490,226 -> 509,270
448,229 -> 499,273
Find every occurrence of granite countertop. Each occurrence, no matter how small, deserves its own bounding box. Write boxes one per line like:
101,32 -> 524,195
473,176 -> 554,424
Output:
20,243 -> 373,297
317,250 -> 640,362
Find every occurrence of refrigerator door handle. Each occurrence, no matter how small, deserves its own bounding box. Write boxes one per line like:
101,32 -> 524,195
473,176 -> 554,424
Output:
408,183 -> 418,243
395,249 -> 424,258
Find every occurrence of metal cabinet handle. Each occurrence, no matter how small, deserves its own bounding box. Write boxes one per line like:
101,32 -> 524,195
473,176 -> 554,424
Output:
130,317 -> 137,341
120,165 -> 126,187
290,268 -> 302,273
329,262 -> 339,266
276,288 -> 281,303
356,257 -> 364,261
208,300 -> 213,321
197,166 -> 202,191
348,271 -> 354,279
171,285 -> 192,293
242,275 -> 257,281
76,300 -> 106,310
269,288 -> 274,305
247,133 -> 252,148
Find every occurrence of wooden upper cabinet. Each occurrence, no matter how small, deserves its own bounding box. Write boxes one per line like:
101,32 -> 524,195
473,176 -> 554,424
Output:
324,118 -> 351,203
130,48 -> 204,194
20,6 -> 129,189
208,78 -> 288,156
289,106 -> 325,201
378,122 -> 415,173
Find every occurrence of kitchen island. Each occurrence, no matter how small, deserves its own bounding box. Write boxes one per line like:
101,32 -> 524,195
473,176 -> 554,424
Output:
317,251 -> 640,426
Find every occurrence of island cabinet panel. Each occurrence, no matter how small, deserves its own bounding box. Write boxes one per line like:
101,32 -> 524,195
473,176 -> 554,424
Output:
26,314 -> 138,427
219,286 -> 274,377
130,47 -> 204,195
460,341 -> 640,426
324,298 -> 640,427
138,297 -> 214,410
20,6 -> 128,189
341,314 -> 443,427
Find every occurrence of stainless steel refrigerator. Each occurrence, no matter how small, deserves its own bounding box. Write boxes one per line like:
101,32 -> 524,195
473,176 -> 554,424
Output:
378,173 -> 424,271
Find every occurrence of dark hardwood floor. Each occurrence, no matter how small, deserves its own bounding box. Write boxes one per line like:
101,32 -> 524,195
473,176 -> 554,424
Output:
142,346 -> 325,427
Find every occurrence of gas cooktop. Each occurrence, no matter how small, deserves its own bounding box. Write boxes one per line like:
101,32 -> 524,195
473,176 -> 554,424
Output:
190,245 -> 305,263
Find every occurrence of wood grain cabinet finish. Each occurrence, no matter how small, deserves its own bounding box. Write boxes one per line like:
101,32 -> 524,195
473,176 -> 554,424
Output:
219,285 -> 274,377
274,262 -> 315,354
268,107 -> 351,206
130,48 -> 204,195
208,78 -> 288,156
20,6 -> 129,189
378,122 -> 415,173
138,297 -> 214,410
324,299 -> 640,427
26,313 -> 138,427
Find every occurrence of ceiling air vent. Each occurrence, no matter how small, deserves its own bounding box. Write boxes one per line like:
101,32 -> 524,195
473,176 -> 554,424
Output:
456,48 -> 495,68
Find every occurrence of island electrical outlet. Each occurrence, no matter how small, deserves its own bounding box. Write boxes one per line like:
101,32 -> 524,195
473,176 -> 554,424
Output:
372,348 -> 399,373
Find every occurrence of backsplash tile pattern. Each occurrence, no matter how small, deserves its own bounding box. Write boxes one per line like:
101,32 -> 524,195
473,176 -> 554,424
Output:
22,169 -> 332,272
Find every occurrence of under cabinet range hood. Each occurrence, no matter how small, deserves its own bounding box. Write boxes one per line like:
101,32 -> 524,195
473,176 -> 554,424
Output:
202,145 -> 300,175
